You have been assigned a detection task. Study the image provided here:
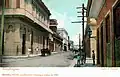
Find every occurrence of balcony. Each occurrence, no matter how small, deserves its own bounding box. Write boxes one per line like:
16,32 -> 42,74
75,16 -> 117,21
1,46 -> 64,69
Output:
0,8 -> 53,34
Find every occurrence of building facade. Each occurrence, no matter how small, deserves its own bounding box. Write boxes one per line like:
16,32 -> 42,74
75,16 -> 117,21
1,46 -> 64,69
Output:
49,19 -> 63,52
87,0 -> 120,67
57,28 -> 69,51
0,0 -> 53,56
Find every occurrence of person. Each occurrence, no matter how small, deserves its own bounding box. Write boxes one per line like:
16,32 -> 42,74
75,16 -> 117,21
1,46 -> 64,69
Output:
28,47 -> 31,57
84,52 -> 86,64
36,47 -> 39,54
81,50 -> 85,65
77,53 -> 81,66
92,50 -> 95,65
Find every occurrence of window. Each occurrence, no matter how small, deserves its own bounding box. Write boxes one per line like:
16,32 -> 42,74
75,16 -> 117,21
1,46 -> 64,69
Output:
41,15 -> 44,21
16,0 -> 20,8
32,5 -> 35,11
39,13 -> 41,20
5,0 -> 9,8
44,17 -> 46,21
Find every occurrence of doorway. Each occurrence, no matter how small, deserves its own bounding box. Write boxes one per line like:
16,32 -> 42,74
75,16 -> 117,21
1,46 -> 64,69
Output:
97,28 -> 100,64
22,34 -> 26,55
31,31 -> 33,54
100,25 -> 104,66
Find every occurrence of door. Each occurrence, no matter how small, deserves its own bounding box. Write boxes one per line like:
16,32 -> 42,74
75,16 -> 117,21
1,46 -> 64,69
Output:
100,25 -> 104,66
22,34 -> 26,55
31,31 -> 33,54
97,28 -> 100,64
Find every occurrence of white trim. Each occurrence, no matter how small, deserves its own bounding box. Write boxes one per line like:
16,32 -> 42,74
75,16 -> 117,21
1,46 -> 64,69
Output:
104,10 -> 110,18
112,0 -> 119,8
97,20 -> 103,29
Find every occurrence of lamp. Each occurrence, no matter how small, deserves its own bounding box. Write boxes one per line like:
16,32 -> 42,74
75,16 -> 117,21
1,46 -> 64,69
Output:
87,26 -> 92,38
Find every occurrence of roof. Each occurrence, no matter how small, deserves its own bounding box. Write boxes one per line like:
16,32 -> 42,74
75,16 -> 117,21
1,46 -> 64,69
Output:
86,0 -> 93,17
37,0 -> 51,16
57,28 -> 68,35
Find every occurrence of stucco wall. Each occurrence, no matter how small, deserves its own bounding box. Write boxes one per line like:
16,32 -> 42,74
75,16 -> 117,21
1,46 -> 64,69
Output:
3,18 -> 49,56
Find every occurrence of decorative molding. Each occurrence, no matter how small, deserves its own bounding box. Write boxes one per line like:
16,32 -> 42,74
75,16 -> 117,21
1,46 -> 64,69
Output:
6,25 -> 15,33
89,0 -> 105,18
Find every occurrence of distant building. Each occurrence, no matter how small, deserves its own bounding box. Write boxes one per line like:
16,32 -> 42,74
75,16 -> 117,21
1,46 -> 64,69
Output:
57,28 -> 69,51
49,19 -> 63,52
69,40 -> 74,50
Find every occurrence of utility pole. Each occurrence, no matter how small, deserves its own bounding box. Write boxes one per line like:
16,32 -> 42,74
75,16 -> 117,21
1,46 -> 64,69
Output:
0,0 -> 5,66
79,33 -> 81,50
71,3 -> 87,52
76,3 -> 86,52
82,3 -> 85,52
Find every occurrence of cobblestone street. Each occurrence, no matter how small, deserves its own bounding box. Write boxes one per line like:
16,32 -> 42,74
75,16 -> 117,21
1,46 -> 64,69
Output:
2,51 -> 74,67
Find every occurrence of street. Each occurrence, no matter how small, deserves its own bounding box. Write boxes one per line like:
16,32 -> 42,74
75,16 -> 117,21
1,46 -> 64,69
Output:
2,51 -> 96,67
2,51 -> 74,67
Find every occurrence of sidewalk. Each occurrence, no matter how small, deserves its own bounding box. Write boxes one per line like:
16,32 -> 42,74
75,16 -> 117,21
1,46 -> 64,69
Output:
2,51 -> 69,63
69,58 -> 97,67
2,52 -> 60,59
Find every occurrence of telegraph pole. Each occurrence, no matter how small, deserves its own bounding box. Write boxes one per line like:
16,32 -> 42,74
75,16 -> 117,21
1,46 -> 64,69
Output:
71,3 -> 87,52
82,3 -> 85,52
79,33 -> 81,51
0,0 -> 5,66
76,3 -> 86,52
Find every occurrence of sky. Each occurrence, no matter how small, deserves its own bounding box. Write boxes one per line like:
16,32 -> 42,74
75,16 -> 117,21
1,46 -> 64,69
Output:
43,0 -> 88,45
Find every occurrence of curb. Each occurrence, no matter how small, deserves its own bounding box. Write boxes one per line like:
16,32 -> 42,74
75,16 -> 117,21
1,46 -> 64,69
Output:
2,51 -> 69,59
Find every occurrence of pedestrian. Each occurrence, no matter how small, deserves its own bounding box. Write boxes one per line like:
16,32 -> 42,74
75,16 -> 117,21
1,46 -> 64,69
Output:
92,50 -> 95,65
28,47 -> 31,57
84,52 -> 86,64
36,47 -> 39,54
77,53 -> 81,66
81,50 -> 84,65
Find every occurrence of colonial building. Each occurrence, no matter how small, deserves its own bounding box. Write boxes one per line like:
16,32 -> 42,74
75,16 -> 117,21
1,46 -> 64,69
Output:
0,0 -> 53,56
57,28 -> 69,51
87,0 -> 120,67
49,19 -> 63,52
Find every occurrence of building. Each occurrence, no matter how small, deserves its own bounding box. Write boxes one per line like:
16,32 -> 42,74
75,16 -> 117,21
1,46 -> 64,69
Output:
49,19 -> 63,52
69,40 -> 74,51
87,0 -> 120,67
0,0 -> 53,56
57,28 -> 69,51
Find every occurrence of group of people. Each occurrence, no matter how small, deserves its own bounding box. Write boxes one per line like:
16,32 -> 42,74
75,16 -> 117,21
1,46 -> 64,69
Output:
76,51 -> 86,66
73,49 -> 95,66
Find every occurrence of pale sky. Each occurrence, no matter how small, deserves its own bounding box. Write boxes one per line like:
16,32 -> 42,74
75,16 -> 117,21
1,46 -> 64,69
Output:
43,0 -> 88,45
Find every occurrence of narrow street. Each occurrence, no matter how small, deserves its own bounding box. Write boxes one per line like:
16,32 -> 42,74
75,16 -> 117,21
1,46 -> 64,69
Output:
2,51 -> 96,67
2,51 -> 74,67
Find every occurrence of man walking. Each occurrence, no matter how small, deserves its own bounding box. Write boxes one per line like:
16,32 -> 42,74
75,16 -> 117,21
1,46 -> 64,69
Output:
77,53 -> 81,67
92,50 -> 95,65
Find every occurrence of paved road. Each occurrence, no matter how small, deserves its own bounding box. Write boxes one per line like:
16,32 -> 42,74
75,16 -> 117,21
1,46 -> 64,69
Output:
2,51 -> 74,67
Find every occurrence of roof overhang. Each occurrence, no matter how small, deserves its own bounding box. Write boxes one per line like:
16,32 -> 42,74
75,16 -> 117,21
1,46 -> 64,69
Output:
88,0 -> 105,18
